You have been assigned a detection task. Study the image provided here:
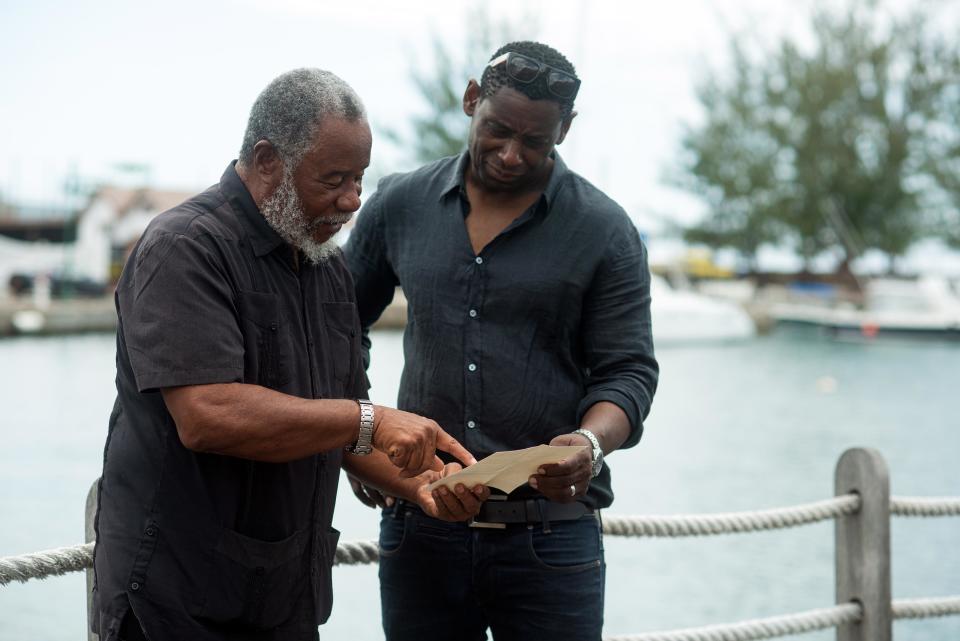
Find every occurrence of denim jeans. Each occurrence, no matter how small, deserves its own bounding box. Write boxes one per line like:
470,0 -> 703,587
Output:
378,502 -> 605,641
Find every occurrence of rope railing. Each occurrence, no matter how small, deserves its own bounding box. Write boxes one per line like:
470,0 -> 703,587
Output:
890,496 -> 960,517
605,596 -> 960,641
2,495 -> 956,586
604,603 -> 863,641
601,495 -> 860,537
0,542 -> 95,586
892,595 -> 960,619
2,492 -> 958,641
0,539 -> 382,587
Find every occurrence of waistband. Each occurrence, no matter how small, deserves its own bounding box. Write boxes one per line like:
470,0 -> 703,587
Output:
393,497 -> 595,532
475,498 -> 593,525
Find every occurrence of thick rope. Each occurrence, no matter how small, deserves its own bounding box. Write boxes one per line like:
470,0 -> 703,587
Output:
0,539 -> 379,586
603,603 -> 862,641
3,494 -> 958,586
333,539 -> 380,565
4,544 -> 960,639
0,543 -> 95,586
601,495 -> 860,537
890,496 -> 960,517
893,595 -> 960,619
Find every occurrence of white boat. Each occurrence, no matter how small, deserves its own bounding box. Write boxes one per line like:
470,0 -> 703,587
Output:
771,277 -> 960,340
650,275 -> 756,344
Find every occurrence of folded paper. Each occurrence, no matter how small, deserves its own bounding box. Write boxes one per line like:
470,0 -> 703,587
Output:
427,444 -> 588,494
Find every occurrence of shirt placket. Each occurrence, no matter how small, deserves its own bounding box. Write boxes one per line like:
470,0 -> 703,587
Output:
463,252 -> 485,449
298,264 -> 320,399
457,197 -> 541,452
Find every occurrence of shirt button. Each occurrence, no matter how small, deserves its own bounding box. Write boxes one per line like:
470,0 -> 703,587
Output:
469,309 -> 478,318
130,581 -> 141,591
467,363 -> 477,372
467,420 -> 476,429
475,256 -> 484,265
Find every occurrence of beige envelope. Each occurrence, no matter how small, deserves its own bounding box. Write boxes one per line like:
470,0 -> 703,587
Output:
427,444 -> 588,494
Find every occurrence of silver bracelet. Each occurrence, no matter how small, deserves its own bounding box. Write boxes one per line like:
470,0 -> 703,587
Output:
573,428 -> 603,477
345,399 -> 374,455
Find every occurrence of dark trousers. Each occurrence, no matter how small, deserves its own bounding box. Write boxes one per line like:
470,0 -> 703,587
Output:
378,503 -> 605,641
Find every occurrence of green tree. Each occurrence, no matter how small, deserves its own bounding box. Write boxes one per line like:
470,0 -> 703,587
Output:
382,9 -> 536,166
924,36 -> 960,249
674,2 -> 960,272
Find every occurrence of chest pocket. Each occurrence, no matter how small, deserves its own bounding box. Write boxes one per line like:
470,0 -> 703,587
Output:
322,302 -> 358,392
239,290 -> 293,389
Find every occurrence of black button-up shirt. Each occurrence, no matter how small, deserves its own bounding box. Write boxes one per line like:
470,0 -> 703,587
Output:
93,163 -> 367,641
345,152 -> 658,509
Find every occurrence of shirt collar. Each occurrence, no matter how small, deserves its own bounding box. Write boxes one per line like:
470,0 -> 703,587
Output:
440,150 -> 570,210
220,161 -> 285,257
439,152 -> 471,201
541,152 -> 569,208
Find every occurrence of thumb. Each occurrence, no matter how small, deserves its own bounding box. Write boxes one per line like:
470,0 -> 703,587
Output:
550,433 -> 579,447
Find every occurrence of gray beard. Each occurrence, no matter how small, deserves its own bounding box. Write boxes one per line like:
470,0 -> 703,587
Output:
260,172 -> 343,265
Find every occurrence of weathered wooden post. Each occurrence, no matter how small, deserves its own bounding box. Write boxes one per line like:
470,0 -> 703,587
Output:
86,480 -> 99,641
835,448 -> 891,641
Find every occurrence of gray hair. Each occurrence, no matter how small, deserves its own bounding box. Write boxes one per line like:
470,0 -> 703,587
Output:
238,68 -> 366,169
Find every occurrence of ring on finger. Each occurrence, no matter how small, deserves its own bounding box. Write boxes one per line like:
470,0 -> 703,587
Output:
569,484 -> 576,497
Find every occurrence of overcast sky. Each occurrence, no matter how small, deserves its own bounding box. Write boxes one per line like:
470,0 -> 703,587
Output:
0,0 -> 817,217
2,0 -> 958,272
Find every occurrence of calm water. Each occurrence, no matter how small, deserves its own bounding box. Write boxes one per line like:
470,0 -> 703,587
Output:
1,330 -> 958,640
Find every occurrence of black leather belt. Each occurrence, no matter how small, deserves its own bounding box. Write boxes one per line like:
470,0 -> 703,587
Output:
469,498 -> 593,531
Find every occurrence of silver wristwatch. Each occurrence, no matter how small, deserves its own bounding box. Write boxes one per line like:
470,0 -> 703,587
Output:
345,399 -> 374,455
573,428 -> 603,478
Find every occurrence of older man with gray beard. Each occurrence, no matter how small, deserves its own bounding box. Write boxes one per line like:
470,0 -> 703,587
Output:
91,68 -> 482,641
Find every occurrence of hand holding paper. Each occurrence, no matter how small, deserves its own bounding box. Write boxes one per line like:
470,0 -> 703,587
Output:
426,444 -> 588,494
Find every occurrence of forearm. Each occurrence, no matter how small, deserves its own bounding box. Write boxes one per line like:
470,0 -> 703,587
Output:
579,401 -> 632,454
162,382 -> 361,462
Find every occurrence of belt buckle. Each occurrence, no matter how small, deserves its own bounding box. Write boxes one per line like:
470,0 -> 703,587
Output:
467,519 -> 506,529
468,494 -> 507,529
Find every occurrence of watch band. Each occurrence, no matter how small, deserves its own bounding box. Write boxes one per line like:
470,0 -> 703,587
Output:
573,428 -> 603,478
345,399 -> 374,455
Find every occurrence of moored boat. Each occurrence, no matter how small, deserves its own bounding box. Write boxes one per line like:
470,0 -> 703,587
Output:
771,277 -> 960,340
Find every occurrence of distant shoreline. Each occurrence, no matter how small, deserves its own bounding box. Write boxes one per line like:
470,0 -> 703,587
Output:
0,288 -> 409,337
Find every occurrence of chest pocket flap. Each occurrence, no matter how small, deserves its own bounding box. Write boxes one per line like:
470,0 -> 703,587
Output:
238,290 -> 292,389
322,302 -> 359,389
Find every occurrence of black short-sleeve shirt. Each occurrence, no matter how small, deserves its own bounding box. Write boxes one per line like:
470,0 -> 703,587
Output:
92,163 -> 368,641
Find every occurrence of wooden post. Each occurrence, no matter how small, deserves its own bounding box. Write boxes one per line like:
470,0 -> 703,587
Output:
85,480 -> 99,641
835,448 -> 891,641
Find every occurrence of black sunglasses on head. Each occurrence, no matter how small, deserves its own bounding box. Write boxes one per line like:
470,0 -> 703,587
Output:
486,52 -> 581,101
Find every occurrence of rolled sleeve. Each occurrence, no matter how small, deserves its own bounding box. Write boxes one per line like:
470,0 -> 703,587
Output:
576,226 -> 659,449
118,231 -> 244,392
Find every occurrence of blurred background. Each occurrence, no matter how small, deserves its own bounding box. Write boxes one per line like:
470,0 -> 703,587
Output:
1,0 -> 958,639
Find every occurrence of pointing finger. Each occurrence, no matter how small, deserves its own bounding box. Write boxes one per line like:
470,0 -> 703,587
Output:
436,430 -> 476,466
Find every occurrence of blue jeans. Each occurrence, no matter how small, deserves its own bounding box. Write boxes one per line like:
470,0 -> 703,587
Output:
378,502 -> 605,641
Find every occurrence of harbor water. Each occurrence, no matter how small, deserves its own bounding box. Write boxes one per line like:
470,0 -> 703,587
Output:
0,330 -> 958,640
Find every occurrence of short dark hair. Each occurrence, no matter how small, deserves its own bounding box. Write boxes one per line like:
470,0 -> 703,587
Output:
479,41 -> 578,117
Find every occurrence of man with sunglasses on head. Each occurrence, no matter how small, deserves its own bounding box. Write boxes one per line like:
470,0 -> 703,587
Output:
344,41 -> 658,640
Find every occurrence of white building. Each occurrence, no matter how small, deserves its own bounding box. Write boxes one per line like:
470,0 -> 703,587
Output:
74,186 -> 195,283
